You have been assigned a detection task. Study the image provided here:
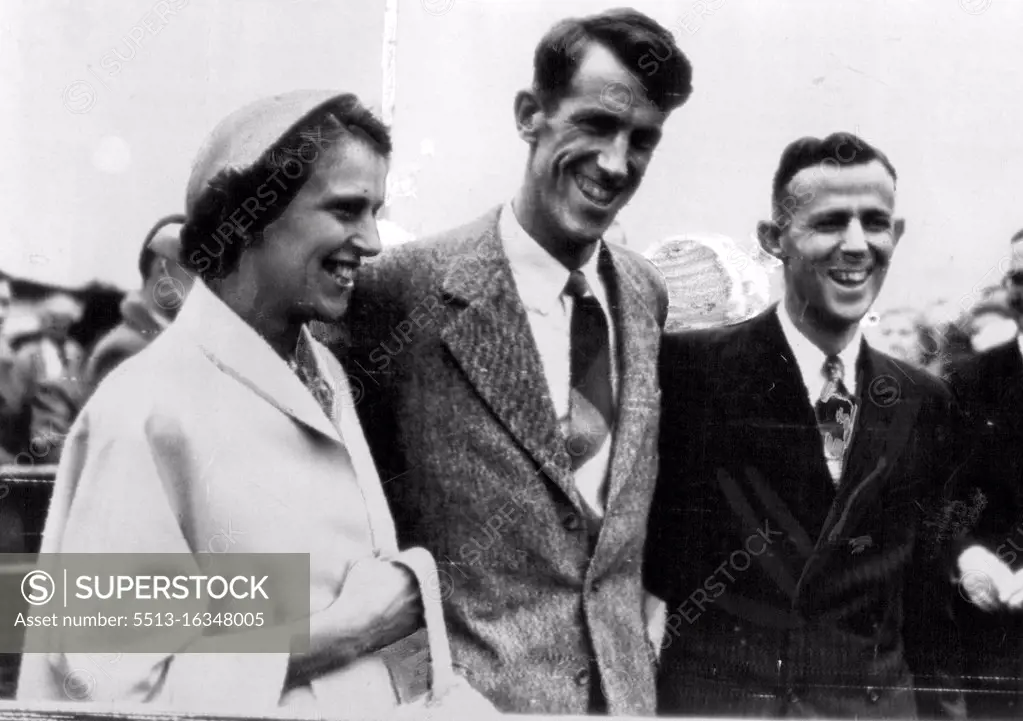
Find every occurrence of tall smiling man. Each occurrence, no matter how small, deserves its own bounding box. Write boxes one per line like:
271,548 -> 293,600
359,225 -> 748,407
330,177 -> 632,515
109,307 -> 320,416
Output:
342,9 -> 692,714
647,133 -> 967,718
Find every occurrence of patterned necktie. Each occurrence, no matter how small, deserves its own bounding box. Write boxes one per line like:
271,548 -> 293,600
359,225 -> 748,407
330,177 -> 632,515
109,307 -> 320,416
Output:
561,270 -> 613,470
289,334 -> 336,422
815,355 -> 858,483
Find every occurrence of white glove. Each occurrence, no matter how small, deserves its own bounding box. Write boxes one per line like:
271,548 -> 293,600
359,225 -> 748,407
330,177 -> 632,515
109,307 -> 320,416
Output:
957,544 -> 1021,611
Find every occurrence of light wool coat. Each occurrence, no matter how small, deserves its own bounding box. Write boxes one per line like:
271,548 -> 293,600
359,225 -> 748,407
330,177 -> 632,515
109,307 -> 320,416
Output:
16,281 -> 438,715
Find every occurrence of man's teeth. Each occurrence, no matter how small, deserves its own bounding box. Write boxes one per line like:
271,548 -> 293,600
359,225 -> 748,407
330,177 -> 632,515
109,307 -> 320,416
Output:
325,261 -> 356,285
830,269 -> 870,284
575,174 -> 617,205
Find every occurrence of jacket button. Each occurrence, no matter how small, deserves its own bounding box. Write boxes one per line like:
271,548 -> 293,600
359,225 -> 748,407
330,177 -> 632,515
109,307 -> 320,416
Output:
867,688 -> 880,703
563,513 -> 583,531
786,688 -> 800,704
588,580 -> 601,594
574,669 -> 590,686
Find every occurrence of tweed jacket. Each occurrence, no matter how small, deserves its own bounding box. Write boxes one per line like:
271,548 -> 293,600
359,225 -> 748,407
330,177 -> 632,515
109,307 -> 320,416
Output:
17,281 -> 439,715
341,205 -> 668,715
647,307 -> 967,719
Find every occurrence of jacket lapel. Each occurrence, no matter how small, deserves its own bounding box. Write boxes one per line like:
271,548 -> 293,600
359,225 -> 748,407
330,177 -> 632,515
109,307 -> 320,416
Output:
796,345 -> 922,590
437,210 -> 580,508
826,345 -> 921,537
178,281 -> 342,444
600,246 -> 663,510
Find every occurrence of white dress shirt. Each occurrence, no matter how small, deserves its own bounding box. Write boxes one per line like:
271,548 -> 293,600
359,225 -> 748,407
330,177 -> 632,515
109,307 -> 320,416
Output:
499,203 -> 618,519
776,303 -> 864,481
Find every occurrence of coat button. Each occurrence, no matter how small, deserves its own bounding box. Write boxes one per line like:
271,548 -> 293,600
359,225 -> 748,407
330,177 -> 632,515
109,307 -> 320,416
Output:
563,513 -> 583,531
786,688 -> 800,704
574,669 -> 590,686
867,688 -> 880,703
588,580 -> 601,594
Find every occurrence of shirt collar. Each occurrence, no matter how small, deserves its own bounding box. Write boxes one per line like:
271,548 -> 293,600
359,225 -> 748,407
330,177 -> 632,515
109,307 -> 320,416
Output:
776,302 -> 864,401
499,201 -> 606,314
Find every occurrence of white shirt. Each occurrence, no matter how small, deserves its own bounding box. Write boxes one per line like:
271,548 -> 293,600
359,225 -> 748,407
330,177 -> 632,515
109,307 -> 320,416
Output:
776,302 -> 863,481
499,202 -> 618,519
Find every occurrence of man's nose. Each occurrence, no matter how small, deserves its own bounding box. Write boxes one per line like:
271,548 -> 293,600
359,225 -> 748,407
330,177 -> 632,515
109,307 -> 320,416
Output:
596,134 -> 630,181
354,218 -> 383,258
841,219 -> 870,254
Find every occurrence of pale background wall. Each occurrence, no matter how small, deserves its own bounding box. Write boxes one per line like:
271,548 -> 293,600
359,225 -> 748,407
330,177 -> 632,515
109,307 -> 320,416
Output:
0,0 -> 382,290
387,0 -> 1023,312
3,0 -> 1023,315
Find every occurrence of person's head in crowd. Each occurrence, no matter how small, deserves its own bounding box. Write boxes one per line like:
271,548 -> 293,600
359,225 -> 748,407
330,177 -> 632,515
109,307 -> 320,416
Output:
513,8 -> 692,268
757,132 -> 905,354
1003,227 -> 1023,329
180,91 -> 389,358
968,303 -> 1017,353
40,293 -> 83,340
0,270 -> 11,338
139,214 -> 193,320
865,307 -> 926,365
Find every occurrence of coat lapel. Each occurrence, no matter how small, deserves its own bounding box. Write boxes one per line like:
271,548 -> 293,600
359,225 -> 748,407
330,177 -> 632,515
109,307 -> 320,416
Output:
824,345 -> 922,539
178,281 -> 342,444
601,246 -> 663,510
437,210 -> 580,508
796,345 -> 923,590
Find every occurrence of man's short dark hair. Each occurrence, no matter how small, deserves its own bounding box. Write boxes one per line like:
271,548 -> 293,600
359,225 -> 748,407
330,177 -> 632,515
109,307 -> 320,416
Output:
180,94 -> 391,283
533,8 -> 693,114
139,214 -> 187,281
771,132 -> 898,222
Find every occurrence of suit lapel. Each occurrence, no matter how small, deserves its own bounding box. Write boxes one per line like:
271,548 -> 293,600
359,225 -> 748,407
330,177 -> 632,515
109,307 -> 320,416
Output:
796,345 -> 923,590
437,211 -> 580,508
601,246 -> 662,510
826,345 -> 921,537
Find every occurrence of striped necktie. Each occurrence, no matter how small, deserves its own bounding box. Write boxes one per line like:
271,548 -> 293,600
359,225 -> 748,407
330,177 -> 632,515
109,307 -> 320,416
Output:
561,270 -> 613,471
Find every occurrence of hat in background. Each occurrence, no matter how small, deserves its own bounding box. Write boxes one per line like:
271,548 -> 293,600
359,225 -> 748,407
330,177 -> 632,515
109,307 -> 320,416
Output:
185,90 -> 350,217
143,214 -> 187,263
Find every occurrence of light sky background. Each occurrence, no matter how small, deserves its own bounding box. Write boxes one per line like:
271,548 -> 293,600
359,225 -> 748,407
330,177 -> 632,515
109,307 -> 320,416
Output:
3,0 -> 1022,313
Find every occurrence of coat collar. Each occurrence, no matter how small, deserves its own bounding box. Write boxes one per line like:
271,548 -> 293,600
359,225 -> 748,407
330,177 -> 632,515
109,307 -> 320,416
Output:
174,279 -> 341,443
438,206 -> 661,515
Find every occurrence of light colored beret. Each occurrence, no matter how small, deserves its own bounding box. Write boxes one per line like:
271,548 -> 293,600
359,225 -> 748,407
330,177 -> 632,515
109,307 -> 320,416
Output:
185,90 -> 350,217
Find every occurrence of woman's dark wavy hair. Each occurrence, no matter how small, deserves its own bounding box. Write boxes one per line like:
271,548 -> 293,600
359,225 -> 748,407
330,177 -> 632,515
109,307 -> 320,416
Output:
533,8 -> 693,114
180,94 -> 391,283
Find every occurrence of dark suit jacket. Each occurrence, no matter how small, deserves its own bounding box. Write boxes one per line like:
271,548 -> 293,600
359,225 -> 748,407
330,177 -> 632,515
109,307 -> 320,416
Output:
947,340 -> 1023,718
647,307 -> 967,719
341,206 -> 668,715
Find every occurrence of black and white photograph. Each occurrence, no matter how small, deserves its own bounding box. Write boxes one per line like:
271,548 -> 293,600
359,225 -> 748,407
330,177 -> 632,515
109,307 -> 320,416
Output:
1,1 -> 1022,719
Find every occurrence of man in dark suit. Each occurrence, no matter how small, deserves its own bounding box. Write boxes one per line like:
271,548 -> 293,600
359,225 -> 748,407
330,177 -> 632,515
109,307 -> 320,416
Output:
341,9 -> 692,714
648,133 -> 967,719
946,229 -> 1023,718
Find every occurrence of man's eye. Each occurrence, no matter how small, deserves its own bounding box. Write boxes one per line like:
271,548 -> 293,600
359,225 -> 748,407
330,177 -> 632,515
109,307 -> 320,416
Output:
579,117 -> 615,135
814,221 -> 845,233
333,204 -> 361,219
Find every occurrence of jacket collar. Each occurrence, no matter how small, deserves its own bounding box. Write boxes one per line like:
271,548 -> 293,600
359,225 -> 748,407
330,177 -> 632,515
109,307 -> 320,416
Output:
438,206 -> 661,518
173,279 -> 341,442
